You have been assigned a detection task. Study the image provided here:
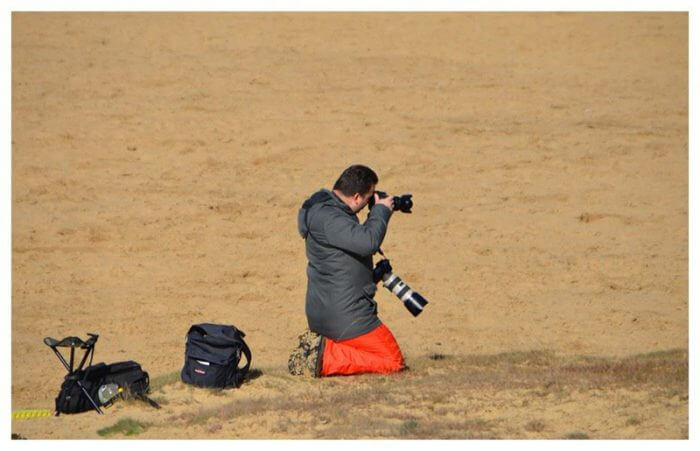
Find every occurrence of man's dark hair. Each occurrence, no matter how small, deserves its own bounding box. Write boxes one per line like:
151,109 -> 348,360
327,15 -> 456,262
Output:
333,165 -> 378,196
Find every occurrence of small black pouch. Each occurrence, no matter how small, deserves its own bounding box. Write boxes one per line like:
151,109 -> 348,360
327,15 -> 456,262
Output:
55,361 -> 157,414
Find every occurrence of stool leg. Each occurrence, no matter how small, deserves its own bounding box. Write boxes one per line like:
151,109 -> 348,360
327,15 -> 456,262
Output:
76,380 -> 103,414
50,347 -> 72,372
75,345 -> 94,372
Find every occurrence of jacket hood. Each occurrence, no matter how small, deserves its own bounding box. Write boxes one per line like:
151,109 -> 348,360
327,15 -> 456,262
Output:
298,189 -> 344,238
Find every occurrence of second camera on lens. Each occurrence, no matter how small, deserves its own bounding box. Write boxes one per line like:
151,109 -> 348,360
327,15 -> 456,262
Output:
368,191 -> 413,213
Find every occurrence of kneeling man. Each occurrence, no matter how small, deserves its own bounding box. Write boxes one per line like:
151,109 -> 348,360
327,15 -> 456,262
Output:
289,164 -> 404,377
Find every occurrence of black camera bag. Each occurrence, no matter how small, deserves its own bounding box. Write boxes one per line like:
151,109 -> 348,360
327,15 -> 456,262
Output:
181,323 -> 252,389
55,360 -> 155,414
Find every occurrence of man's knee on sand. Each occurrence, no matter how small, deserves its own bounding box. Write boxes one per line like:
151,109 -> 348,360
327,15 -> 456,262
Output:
321,338 -> 404,376
320,340 -> 404,376
289,324 -> 404,377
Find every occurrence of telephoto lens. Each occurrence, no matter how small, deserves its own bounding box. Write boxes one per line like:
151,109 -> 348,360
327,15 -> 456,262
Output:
380,271 -> 429,317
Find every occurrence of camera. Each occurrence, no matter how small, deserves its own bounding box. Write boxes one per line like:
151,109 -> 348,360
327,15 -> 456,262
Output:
373,259 -> 428,317
368,191 -> 413,213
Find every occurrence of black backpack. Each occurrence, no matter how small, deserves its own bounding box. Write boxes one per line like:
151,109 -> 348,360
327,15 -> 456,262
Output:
181,323 -> 252,389
55,360 -> 158,415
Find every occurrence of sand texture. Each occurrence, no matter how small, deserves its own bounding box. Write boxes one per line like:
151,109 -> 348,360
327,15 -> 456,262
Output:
11,12 -> 687,439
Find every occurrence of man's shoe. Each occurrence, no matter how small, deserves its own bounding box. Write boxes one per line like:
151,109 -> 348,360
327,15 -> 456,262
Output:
313,334 -> 325,377
288,330 -> 324,377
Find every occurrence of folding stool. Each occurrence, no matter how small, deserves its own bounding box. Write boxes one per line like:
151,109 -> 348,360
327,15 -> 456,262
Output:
43,333 -> 103,414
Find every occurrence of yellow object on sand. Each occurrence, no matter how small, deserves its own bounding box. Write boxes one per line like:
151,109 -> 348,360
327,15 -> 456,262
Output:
12,409 -> 53,420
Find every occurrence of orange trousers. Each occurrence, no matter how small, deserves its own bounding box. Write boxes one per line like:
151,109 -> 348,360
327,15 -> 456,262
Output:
320,323 -> 404,376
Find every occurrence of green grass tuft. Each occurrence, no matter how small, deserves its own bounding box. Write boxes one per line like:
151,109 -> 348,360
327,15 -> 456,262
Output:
563,432 -> 590,439
399,419 -> 419,436
97,418 -> 148,437
626,417 -> 642,426
150,371 -> 181,392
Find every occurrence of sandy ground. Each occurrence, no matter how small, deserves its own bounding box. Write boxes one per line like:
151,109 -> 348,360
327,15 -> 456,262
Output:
11,12 -> 687,439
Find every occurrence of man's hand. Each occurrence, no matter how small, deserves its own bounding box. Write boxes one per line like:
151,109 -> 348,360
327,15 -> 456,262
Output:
374,193 -> 394,211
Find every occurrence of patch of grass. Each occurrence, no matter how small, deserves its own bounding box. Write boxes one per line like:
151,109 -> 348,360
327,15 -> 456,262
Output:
144,348 -> 687,439
563,432 -> 590,439
465,350 -> 558,367
428,418 -> 494,439
633,349 -> 687,361
399,419 -> 419,435
97,418 -> 148,437
270,417 -> 294,434
524,420 -> 546,432
150,371 -> 181,392
561,349 -> 688,386
625,417 -> 642,426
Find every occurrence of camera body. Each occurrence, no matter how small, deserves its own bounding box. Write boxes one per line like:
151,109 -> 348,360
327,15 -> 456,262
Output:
369,191 -> 413,213
373,259 -> 428,317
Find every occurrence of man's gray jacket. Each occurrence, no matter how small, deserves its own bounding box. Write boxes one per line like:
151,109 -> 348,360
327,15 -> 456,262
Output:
298,189 -> 392,340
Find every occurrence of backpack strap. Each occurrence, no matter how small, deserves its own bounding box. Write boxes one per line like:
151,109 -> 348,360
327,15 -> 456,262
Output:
234,339 -> 252,388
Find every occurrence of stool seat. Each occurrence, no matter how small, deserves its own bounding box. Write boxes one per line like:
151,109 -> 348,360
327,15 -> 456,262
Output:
44,333 -> 98,349
44,336 -> 86,348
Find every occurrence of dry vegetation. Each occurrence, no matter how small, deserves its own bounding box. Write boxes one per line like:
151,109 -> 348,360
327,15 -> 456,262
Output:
14,348 -> 686,439
126,349 -> 689,439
